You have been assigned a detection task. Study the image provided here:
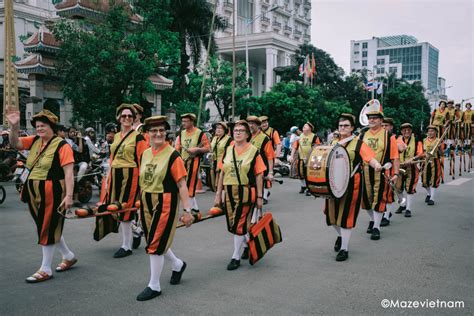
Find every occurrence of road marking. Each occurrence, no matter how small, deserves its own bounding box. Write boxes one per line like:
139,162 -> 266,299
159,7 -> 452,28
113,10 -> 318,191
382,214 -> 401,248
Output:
446,178 -> 472,186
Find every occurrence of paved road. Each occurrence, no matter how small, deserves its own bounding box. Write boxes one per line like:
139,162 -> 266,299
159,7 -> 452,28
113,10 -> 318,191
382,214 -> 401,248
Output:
0,160 -> 472,315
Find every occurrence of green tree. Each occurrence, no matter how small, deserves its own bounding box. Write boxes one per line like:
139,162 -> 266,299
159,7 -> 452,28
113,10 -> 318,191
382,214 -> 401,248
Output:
383,81 -> 430,134
50,1 -> 179,126
256,81 -> 353,136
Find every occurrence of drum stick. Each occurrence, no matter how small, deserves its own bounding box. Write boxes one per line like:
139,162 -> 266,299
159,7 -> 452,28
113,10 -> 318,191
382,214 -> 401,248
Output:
176,212 -> 224,229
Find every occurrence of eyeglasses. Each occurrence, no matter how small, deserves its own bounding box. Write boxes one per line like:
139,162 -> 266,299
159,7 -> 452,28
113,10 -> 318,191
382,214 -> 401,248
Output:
338,124 -> 351,128
120,114 -> 134,119
233,129 -> 247,134
149,128 -> 166,134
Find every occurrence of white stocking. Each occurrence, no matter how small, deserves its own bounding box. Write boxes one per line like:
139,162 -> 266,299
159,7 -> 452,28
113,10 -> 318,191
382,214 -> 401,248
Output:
56,236 -> 75,261
40,245 -> 55,275
120,221 -> 132,251
340,228 -> 352,251
148,254 -> 164,292
373,211 -> 383,229
165,249 -> 184,272
232,235 -> 245,260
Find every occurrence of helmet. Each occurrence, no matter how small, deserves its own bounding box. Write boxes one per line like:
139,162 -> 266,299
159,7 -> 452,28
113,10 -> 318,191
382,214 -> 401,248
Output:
85,127 -> 95,133
290,126 -> 298,133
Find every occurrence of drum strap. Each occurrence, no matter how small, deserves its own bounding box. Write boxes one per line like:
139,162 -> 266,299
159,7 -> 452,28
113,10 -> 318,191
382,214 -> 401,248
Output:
337,135 -> 355,146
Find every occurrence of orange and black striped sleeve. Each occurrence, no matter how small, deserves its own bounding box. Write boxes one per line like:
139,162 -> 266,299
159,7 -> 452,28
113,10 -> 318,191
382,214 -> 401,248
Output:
254,154 -> 267,175
58,144 -> 75,166
136,135 -> 149,168
171,156 -> 188,182
20,135 -> 37,150
272,130 -> 281,145
200,133 -> 210,150
359,141 -> 376,163
263,141 -> 276,160
389,135 -> 399,160
416,141 -> 423,156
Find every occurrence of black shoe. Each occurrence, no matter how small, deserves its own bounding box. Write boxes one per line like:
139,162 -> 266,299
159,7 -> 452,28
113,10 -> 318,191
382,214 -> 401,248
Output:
305,190 -> 312,196
113,248 -> 132,258
366,221 -> 374,234
380,217 -> 390,227
334,236 -> 342,252
132,236 -> 141,249
427,200 -> 435,206
425,195 -> 431,203
336,250 -> 349,262
263,199 -> 268,205
136,287 -> 161,301
299,187 -> 306,194
170,262 -> 186,285
241,247 -> 249,260
395,206 -> 406,214
227,259 -> 240,271
267,191 -> 271,198
389,212 -> 393,218
371,228 -> 380,240
404,210 -> 412,217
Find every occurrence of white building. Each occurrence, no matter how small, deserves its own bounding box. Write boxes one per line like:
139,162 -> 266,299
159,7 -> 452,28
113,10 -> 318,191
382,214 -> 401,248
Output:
213,0 -> 312,97
350,35 -> 441,95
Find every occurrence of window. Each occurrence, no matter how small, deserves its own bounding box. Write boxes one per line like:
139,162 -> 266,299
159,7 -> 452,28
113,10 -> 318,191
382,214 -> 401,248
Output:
354,51 -> 360,55
237,0 -> 254,35
377,58 -> 385,65
377,67 -> 385,74
389,67 -> 397,75
362,42 -> 368,49
362,51 -> 367,58
354,60 -> 360,64
362,60 -> 367,66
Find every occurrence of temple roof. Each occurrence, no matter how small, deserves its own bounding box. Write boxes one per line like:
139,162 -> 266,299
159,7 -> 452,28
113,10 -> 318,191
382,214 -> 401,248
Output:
15,54 -> 55,75
148,74 -> 173,90
23,26 -> 60,54
54,0 -> 142,23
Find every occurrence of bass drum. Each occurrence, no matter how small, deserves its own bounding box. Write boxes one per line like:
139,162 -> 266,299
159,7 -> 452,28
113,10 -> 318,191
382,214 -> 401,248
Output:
306,144 -> 350,199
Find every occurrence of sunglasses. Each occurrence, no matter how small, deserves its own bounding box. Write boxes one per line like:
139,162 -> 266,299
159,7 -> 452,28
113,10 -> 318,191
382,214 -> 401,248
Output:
233,129 -> 247,134
149,128 -> 166,134
120,114 -> 134,119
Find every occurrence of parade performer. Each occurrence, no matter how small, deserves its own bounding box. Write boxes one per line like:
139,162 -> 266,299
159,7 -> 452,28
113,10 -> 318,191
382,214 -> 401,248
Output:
247,116 -> 275,205
214,120 -> 266,270
462,103 -> 472,171
446,101 -> 457,179
395,123 -> 423,217
99,104 -> 148,258
430,100 -> 449,183
208,122 -> 232,192
422,126 -> 443,205
290,122 -> 320,195
324,113 -> 380,261
136,116 -> 194,301
7,110 -> 77,283
380,117 -> 405,226
360,109 -> 400,241
175,113 -> 210,216
259,116 -> 282,202
453,103 -> 464,177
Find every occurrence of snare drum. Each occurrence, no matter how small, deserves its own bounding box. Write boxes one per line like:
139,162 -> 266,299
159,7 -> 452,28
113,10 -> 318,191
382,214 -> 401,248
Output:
306,144 -> 350,199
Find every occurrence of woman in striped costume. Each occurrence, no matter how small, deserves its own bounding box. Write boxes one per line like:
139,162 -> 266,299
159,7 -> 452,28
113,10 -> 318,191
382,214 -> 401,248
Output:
422,126 -> 443,205
7,110 -> 77,283
214,120 -> 266,271
136,116 -> 194,301
98,104 -> 148,258
324,114 -> 380,261
207,122 -> 232,191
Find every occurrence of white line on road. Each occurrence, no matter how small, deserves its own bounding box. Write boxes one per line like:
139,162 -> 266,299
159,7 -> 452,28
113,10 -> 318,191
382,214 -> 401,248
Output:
446,178 -> 473,186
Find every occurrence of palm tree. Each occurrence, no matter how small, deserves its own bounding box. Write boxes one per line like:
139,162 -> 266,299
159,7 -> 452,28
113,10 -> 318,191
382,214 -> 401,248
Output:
170,0 -> 226,86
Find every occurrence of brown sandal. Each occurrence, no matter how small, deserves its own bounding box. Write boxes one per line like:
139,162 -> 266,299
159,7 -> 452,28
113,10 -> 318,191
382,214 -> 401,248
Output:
25,271 -> 53,283
55,258 -> 78,272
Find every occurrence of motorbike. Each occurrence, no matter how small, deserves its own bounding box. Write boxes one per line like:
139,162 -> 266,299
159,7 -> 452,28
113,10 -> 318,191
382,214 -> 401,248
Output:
74,156 -> 107,203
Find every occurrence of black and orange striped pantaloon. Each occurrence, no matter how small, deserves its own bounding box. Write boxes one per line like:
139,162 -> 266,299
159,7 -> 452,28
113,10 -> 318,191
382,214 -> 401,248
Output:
224,185 -> 256,236
325,172 -> 363,229
396,164 -> 419,194
185,157 -> 200,197
362,165 -> 391,213
140,191 -> 179,255
25,179 -> 66,245
422,159 -> 441,189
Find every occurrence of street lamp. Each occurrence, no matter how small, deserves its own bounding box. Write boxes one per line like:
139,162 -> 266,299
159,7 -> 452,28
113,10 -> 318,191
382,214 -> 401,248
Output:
245,5 -> 279,81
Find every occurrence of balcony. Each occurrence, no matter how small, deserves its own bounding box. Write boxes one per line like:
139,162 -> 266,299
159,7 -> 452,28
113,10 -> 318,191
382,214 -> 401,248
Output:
272,21 -> 282,30
294,0 -> 302,5
284,25 -> 292,34
294,29 -> 302,38
261,16 -> 270,25
276,6 -> 292,17
303,34 -> 310,41
223,0 -> 233,13
304,0 -> 311,8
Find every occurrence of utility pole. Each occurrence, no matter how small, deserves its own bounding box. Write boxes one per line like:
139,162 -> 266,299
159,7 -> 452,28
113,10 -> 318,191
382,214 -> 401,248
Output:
230,0 -> 236,122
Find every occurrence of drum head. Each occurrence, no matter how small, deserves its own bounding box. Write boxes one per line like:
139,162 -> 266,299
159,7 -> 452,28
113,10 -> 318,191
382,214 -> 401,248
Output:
327,145 -> 350,198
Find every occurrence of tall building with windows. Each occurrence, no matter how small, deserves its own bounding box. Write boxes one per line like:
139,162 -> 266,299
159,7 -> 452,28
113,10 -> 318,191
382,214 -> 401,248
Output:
350,35 -> 440,94
213,0 -> 312,97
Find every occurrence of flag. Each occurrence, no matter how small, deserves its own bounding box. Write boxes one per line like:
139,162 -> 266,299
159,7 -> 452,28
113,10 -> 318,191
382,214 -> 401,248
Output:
365,80 -> 375,91
376,80 -> 384,94
305,54 -> 311,77
311,52 -> 316,77
299,63 -> 304,77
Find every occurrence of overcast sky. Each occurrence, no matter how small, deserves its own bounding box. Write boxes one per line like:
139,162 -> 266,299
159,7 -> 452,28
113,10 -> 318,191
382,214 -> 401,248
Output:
311,0 -> 473,103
